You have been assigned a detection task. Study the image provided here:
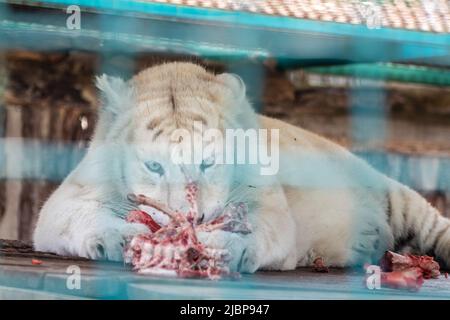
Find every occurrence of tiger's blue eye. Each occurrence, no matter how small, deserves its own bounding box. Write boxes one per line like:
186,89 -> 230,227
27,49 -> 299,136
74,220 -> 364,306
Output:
200,156 -> 215,172
145,160 -> 164,176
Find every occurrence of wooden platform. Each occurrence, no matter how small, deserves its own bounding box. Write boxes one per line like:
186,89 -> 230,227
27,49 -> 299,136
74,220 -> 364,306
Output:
1,239 -> 450,300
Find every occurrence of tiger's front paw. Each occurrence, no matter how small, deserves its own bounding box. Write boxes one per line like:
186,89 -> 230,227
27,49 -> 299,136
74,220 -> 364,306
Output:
79,223 -> 148,261
197,230 -> 259,273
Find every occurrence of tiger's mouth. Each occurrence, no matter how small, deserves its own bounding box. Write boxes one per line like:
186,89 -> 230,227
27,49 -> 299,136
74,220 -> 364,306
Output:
127,182 -> 236,226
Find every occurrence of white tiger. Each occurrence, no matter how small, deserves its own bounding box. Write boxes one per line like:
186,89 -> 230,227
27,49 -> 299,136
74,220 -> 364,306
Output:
34,62 -> 450,271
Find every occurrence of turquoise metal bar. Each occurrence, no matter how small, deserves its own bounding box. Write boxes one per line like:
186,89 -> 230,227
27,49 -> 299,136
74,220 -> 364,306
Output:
1,0 -> 448,64
11,0 -> 450,47
306,63 -> 450,86
0,19 -> 269,60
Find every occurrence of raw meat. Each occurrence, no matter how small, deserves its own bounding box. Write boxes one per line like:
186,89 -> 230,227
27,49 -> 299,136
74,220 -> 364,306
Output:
313,257 -> 329,273
380,250 -> 440,279
124,182 -> 252,280
31,259 -> 43,265
365,251 -> 441,291
126,210 -> 161,233
380,268 -> 424,291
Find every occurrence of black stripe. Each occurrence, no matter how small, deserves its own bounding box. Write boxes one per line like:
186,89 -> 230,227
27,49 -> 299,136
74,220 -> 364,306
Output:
432,223 -> 450,251
423,212 -> 439,247
401,189 -> 409,230
152,129 -> 163,141
170,89 -> 176,111
147,117 -> 163,130
386,191 -> 393,225
394,232 -> 415,252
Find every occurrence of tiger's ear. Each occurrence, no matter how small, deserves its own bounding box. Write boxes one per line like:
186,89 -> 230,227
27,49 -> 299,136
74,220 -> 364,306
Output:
216,72 -> 256,128
95,74 -> 132,115
217,73 -> 246,102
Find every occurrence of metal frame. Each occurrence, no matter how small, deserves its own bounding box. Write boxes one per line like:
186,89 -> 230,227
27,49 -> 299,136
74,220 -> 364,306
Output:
0,0 -> 449,66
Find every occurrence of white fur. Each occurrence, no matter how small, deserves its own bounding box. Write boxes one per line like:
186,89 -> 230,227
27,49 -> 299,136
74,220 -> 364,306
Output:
34,62 -> 446,270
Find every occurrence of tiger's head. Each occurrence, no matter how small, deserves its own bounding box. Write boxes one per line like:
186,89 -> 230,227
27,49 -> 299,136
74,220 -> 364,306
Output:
94,62 -> 256,225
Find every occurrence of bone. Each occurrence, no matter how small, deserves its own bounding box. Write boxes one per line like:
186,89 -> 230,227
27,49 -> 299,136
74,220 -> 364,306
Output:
127,193 -> 177,219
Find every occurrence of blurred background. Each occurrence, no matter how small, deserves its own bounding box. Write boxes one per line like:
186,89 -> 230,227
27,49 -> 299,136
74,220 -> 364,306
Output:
0,0 -> 449,242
